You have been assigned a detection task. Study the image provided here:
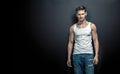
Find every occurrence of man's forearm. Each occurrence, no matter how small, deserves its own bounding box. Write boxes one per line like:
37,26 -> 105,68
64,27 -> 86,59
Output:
94,40 -> 99,57
68,43 -> 73,60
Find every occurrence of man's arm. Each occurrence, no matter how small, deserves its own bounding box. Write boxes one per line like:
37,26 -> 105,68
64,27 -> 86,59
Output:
91,23 -> 99,64
67,25 -> 74,67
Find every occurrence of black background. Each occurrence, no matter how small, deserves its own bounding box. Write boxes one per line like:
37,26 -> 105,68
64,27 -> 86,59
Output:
12,0 -> 120,73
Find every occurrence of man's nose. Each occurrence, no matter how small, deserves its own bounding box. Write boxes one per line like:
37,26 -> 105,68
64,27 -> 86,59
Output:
80,15 -> 82,17
80,16 -> 82,18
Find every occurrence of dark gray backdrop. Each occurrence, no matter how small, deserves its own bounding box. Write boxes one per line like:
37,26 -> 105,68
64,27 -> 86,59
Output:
12,0 -> 120,74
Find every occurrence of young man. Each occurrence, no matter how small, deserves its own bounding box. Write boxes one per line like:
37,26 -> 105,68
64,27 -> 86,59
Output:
67,6 -> 99,74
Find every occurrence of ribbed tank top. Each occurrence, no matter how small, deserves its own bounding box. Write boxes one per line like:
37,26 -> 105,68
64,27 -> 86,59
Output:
73,22 -> 93,54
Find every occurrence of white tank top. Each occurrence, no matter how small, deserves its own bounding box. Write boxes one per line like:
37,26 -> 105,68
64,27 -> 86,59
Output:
73,22 -> 93,54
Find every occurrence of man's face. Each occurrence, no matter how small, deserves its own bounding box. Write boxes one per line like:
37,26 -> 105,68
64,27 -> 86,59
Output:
76,10 -> 87,22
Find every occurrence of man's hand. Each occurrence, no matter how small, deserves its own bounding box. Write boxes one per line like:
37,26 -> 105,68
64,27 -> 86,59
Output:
93,55 -> 99,65
67,59 -> 72,67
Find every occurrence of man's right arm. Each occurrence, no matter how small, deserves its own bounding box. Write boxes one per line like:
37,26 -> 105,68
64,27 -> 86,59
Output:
67,25 -> 74,67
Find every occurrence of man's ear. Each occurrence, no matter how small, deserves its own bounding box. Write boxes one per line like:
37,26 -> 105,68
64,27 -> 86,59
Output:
85,12 -> 87,16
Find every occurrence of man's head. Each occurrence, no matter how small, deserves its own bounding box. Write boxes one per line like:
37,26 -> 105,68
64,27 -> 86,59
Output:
75,5 -> 87,22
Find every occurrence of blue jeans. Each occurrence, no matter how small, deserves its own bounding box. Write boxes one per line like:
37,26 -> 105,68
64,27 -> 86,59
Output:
72,54 -> 94,74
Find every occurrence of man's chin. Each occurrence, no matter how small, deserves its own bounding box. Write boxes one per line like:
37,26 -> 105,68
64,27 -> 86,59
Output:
79,20 -> 84,22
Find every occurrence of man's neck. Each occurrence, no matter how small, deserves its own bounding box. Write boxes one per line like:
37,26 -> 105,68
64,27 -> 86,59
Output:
77,20 -> 87,25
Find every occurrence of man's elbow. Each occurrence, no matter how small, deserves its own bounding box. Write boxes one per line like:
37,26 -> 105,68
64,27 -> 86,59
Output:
93,38 -> 98,43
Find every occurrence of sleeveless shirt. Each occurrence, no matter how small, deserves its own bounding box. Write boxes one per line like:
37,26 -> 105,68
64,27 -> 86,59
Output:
73,22 -> 93,54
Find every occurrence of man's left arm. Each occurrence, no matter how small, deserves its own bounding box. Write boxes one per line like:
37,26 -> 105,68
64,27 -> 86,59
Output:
91,23 -> 99,65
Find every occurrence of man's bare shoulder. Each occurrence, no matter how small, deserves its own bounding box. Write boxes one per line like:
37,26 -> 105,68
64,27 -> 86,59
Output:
89,22 -> 95,26
70,24 -> 74,28
89,22 -> 97,31
89,22 -> 96,28
69,24 -> 75,31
